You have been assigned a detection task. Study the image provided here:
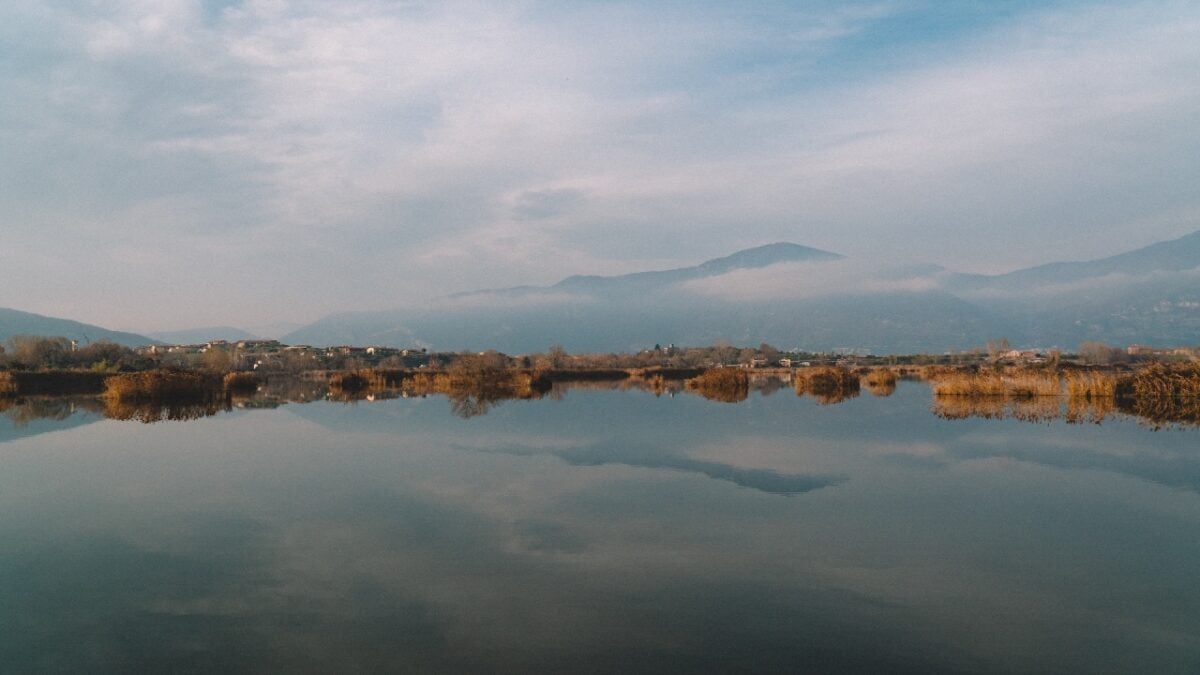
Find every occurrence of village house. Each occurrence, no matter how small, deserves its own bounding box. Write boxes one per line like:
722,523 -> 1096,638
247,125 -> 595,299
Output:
236,340 -> 282,352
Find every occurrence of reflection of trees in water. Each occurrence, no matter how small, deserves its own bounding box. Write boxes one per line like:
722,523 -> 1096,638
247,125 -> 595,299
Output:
752,375 -> 787,397
929,363 -> 1200,428
795,367 -> 860,405
864,380 -> 896,398
104,399 -> 229,423
863,369 -> 898,397
241,377 -> 329,407
934,395 -> 1085,423
687,369 -> 748,403
6,369 -> 1196,427
1065,394 -> 1116,424
933,392 -> 1199,428
1,377 -> 335,426
1,396 -> 107,427
326,388 -> 401,404
446,389 -> 505,418
1118,396 -> 1200,430
548,377 -> 685,398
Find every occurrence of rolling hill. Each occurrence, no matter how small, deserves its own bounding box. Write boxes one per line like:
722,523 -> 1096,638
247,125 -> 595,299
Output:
0,307 -> 156,348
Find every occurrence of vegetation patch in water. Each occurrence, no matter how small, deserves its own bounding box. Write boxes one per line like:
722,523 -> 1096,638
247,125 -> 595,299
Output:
687,368 -> 749,403
104,370 -> 224,402
796,366 -> 860,404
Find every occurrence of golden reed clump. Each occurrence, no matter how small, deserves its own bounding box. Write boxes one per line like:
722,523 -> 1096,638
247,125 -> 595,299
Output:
931,369 -> 1061,398
928,364 -> 1200,427
1063,369 -> 1117,399
795,366 -> 860,404
1115,363 -> 1200,428
103,370 -> 224,402
687,368 -> 749,403
862,368 -> 898,397
222,372 -> 261,395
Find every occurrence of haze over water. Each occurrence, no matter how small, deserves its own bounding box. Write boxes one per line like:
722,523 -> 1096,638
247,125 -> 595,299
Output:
2,382 -> 1198,672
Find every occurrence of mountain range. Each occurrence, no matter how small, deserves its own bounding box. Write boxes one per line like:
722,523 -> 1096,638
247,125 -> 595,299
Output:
3,232 -> 1199,354
0,307 -> 157,348
281,232 -> 1200,353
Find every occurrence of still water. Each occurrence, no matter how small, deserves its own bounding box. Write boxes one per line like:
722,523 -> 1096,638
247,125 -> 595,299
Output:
2,383 -> 1199,673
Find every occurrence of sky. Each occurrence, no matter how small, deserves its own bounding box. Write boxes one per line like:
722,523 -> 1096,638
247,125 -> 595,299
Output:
1,0 -> 1197,333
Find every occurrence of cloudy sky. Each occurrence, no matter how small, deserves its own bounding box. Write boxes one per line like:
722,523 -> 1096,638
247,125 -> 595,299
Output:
1,0 -> 1197,332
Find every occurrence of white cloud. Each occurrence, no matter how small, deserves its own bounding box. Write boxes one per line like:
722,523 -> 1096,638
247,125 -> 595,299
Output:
680,259 -> 944,302
0,1 -> 1197,329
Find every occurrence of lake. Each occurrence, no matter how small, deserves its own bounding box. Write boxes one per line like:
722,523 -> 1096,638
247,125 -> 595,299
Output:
2,381 -> 1199,673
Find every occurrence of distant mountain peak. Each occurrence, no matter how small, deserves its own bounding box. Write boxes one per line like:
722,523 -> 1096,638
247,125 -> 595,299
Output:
952,228 -> 1200,291
697,242 -> 843,274
281,230 -> 1200,352
453,242 -> 845,298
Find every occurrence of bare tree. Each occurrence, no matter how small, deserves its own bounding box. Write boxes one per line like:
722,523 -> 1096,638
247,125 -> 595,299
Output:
985,338 -> 1010,362
1079,341 -> 1116,365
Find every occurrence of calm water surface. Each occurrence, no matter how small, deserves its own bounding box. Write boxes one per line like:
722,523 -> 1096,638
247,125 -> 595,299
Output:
2,383 -> 1199,673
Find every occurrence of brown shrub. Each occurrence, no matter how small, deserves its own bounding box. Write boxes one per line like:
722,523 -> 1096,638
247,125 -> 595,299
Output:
863,368 -> 898,397
223,372 -> 261,394
796,367 -> 860,404
687,368 -> 749,403
104,370 -> 223,402
932,369 -> 1059,397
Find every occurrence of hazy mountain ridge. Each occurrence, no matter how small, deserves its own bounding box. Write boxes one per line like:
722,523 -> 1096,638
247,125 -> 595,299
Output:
0,307 -> 157,348
950,231 -> 1200,292
284,232 -> 1200,353
6,234 -> 1197,354
147,326 -> 260,344
456,243 -> 844,299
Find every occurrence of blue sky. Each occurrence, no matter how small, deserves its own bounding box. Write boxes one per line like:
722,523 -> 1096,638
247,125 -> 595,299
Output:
1,0 -> 1197,332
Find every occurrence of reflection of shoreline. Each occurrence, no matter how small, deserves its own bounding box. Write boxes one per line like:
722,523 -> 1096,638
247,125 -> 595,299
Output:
931,393 -> 1198,428
4,366 -> 1199,428
1,395 -> 107,427
927,364 -> 1200,428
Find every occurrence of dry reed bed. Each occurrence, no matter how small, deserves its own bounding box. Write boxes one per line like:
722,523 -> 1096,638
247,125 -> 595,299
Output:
223,372 -> 262,394
931,370 -> 1061,398
863,368 -> 898,387
687,368 -> 749,403
795,366 -> 860,404
103,370 -> 225,402
862,368 -> 898,397
1117,363 -> 1200,400
0,370 -> 111,396
328,367 -> 552,402
1114,363 -> 1200,427
103,399 -> 227,424
930,364 -> 1200,426
1064,370 -> 1117,399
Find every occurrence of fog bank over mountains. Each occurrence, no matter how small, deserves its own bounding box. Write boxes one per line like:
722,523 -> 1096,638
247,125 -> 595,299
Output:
281,231 -> 1200,353
3,232 -> 1197,354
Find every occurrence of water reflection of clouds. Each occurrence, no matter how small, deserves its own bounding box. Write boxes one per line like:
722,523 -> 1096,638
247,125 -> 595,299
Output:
4,385 -> 1200,671
946,434 -> 1200,494
474,440 -> 844,496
